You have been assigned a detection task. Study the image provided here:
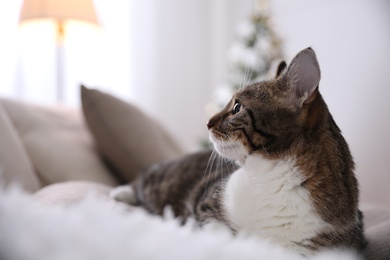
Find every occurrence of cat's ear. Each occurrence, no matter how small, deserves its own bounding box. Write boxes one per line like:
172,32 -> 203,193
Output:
286,48 -> 321,105
275,61 -> 287,78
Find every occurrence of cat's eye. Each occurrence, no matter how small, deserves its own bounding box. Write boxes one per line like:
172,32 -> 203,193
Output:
233,102 -> 241,115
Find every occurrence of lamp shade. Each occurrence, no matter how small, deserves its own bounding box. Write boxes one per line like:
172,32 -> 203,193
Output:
19,0 -> 99,25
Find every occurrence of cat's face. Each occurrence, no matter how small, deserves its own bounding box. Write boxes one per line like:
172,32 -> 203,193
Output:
208,81 -> 299,162
208,48 -> 321,162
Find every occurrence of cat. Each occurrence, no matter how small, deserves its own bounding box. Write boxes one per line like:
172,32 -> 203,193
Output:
111,48 -> 366,255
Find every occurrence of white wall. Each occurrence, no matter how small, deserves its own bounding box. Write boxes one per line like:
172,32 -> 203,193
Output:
129,0 -> 252,151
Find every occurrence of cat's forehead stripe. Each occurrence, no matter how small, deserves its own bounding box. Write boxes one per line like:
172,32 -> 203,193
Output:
237,84 -> 272,103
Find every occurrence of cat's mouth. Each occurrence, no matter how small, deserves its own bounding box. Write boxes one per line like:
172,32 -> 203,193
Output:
209,131 -> 247,162
209,129 -> 228,141
210,131 -> 230,147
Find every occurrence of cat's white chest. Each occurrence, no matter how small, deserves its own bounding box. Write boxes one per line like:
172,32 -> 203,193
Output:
223,155 -> 329,253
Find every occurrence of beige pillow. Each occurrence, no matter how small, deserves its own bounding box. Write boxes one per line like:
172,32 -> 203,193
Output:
81,86 -> 184,182
0,101 -> 40,192
1,98 -> 118,187
33,181 -> 113,207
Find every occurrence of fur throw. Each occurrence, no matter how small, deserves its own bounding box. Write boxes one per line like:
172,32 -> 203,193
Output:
0,185 -> 361,260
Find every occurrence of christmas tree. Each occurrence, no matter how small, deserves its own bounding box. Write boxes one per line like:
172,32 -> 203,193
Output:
215,1 -> 284,105
202,1 -> 283,148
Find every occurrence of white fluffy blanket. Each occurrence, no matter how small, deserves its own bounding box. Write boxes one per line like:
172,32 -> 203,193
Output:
0,186 -> 361,260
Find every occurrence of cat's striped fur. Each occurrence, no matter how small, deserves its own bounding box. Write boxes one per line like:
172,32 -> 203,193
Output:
111,48 -> 366,255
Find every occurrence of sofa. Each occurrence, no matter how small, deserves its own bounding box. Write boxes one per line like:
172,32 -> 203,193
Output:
0,86 -> 389,260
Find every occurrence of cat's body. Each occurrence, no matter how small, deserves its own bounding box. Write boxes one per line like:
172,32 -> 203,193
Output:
120,149 -> 238,229
111,48 -> 366,255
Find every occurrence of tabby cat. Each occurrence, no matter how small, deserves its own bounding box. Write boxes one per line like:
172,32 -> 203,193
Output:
111,48 -> 366,255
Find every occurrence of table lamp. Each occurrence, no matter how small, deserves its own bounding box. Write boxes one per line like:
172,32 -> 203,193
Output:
19,0 -> 100,102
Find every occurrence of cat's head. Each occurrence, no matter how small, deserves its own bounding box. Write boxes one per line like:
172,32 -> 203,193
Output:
208,48 -> 323,162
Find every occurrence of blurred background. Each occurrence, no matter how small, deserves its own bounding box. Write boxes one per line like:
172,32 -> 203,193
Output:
0,0 -> 389,206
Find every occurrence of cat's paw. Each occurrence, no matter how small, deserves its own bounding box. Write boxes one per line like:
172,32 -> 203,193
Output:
110,185 -> 137,205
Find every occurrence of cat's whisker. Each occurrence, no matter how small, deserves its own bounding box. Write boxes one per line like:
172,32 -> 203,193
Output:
226,135 -> 244,163
241,64 -> 248,90
203,149 -> 218,194
223,156 -> 234,184
240,62 -> 247,91
242,68 -> 249,91
217,152 -> 223,184
260,140 -> 270,157
224,156 -> 236,179
239,57 -> 251,91
246,61 -> 254,87
205,149 -> 218,178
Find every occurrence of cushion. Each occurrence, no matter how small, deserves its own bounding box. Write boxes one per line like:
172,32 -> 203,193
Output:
362,205 -> 390,260
0,101 -> 40,192
0,98 -> 118,187
33,181 -> 114,207
81,85 -> 184,182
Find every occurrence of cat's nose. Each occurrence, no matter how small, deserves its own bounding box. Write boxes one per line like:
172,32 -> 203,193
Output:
207,120 -> 213,129
207,117 -> 217,129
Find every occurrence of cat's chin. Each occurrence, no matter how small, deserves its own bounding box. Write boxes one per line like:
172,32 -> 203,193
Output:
209,133 -> 247,163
